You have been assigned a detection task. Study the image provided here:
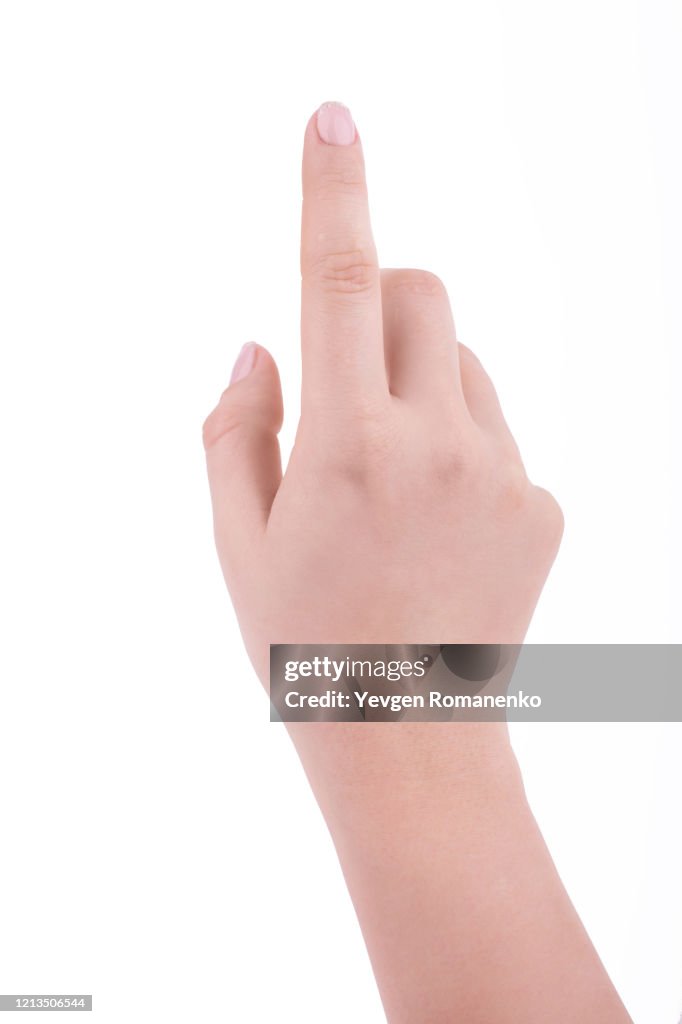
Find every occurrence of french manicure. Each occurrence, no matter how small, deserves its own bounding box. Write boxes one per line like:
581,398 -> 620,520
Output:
316,101 -> 356,146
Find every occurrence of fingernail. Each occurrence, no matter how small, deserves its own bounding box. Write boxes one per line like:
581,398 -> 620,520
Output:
316,101 -> 356,146
230,342 -> 257,385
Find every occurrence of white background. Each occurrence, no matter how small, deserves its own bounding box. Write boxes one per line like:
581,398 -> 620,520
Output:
0,1 -> 680,1021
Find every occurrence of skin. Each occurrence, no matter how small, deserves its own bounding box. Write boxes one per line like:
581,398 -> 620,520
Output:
203,103 -> 632,1023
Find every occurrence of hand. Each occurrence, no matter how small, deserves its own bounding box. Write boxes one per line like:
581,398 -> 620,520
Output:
202,104 -> 630,1024
203,101 -> 563,687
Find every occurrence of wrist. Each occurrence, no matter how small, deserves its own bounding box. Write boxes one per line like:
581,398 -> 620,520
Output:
287,720 -> 524,846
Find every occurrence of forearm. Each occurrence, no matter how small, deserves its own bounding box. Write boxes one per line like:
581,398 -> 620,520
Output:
289,722 -> 632,1024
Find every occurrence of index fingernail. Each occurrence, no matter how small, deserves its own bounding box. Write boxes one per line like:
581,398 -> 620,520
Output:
316,101 -> 356,146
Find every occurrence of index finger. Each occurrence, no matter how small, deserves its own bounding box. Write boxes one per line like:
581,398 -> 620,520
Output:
300,103 -> 387,414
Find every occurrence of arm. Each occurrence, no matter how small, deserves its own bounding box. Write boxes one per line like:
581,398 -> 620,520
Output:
203,101 -> 631,1023
290,721 -> 630,1023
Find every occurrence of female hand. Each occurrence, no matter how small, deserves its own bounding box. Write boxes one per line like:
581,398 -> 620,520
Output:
203,101 -> 563,686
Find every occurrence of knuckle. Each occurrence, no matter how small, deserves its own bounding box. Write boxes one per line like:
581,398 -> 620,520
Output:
307,248 -> 379,297
314,165 -> 367,199
532,486 -> 565,546
430,428 -> 486,482
495,464 -> 530,512
202,398 -> 245,452
385,268 -> 448,300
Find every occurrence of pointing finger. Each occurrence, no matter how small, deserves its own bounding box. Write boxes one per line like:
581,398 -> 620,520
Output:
300,103 -> 387,416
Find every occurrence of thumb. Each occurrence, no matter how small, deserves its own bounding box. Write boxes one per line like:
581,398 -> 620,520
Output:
203,342 -> 283,573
